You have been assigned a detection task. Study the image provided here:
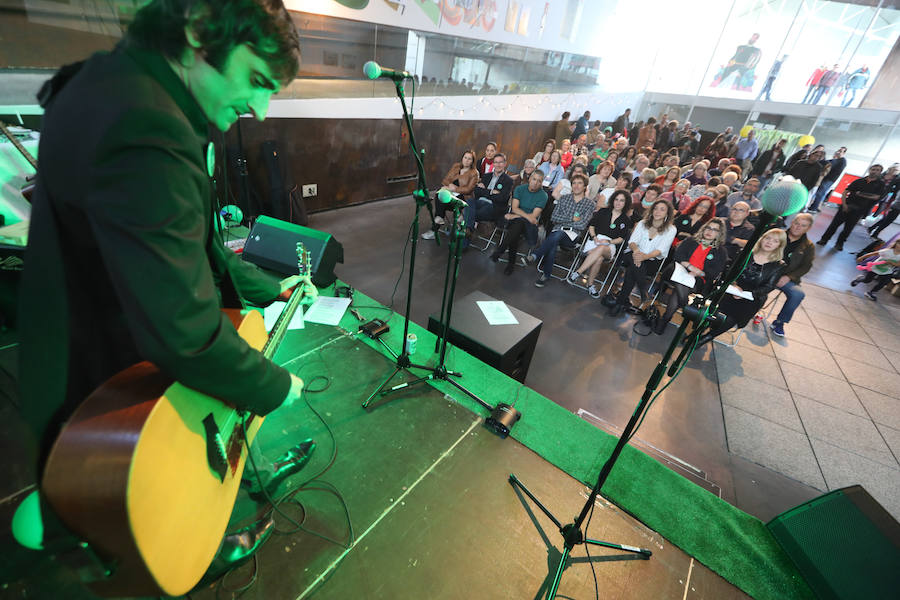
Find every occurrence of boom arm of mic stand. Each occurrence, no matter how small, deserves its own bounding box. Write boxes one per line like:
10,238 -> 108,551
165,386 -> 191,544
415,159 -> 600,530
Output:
394,79 -> 440,248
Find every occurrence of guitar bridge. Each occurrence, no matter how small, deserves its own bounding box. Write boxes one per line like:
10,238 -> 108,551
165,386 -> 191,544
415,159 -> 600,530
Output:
202,414 -> 228,482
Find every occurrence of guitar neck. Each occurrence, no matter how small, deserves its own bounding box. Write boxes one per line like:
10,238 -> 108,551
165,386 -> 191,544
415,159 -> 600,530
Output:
0,121 -> 38,171
262,285 -> 304,360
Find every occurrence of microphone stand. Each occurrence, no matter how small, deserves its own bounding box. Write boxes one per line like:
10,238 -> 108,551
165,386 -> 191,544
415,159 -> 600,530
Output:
363,77 -> 441,408
508,210 -> 779,598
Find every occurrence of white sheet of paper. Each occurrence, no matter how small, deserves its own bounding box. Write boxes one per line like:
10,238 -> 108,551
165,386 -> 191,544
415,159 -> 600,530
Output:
561,228 -> 578,241
670,262 -> 696,289
303,296 -> 351,326
263,301 -> 304,332
726,285 -> 755,300
476,300 -> 519,325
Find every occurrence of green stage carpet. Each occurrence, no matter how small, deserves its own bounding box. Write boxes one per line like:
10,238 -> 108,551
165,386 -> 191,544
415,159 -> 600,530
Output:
329,284 -> 814,600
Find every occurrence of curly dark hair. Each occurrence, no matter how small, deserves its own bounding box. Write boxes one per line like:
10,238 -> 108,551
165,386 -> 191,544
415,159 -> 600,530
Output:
127,0 -> 300,85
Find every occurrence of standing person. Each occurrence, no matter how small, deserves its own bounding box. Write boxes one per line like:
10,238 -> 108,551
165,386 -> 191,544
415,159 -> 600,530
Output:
490,170 -> 547,275
811,64 -> 840,105
734,130 -> 759,175
556,111 -> 573,146
17,0 -> 316,562
787,146 -> 826,193
818,164 -> 886,251
696,229 -> 787,346
784,143 -> 813,172
477,141 -> 498,176
770,214 -> 816,338
851,238 -> 900,301
802,65 -> 826,103
751,139 -> 787,190
704,134 -> 729,164
613,108 -> 631,136
572,110 -> 591,140
636,117 -> 657,151
868,171 -> 900,238
629,120 -> 643,146
608,199 -> 677,315
527,174 -> 595,288
807,146 -> 847,213
757,55 -> 787,101
841,66 -> 869,107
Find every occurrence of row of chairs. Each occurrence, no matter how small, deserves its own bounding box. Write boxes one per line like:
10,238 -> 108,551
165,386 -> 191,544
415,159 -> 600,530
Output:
471,213 -> 781,347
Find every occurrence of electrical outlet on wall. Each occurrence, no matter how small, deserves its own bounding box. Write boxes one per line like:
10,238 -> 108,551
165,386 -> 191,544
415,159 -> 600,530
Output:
302,184 -> 317,197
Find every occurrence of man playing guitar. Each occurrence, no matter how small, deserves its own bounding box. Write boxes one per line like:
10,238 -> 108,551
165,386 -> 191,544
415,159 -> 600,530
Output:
17,0 -> 315,588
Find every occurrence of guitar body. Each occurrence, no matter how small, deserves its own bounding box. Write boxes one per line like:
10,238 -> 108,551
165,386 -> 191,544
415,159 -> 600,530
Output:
41,309 -> 268,597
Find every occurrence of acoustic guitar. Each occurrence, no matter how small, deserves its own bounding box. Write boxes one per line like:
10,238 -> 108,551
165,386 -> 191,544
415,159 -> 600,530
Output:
41,243 -> 312,597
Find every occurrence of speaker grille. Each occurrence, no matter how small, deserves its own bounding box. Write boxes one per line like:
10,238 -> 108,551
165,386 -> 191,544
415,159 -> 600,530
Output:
766,486 -> 900,600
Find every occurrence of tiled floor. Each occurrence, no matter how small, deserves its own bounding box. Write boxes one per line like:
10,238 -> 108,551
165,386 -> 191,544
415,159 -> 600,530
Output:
715,280 -> 900,520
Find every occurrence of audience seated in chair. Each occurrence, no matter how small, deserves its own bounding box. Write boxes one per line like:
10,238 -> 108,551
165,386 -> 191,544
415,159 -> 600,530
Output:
423,149 -> 479,240
568,190 -> 633,297
462,153 -> 513,248
609,199 -> 677,316
654,219 -> 728,334
630,183 -> 664,223
587,160 -> 616,202
723,201 -> 756,262
527,173 -> 596,288
673,196 -> 717,244
696,229 -> 787,346
532,139 -> 556,166
477,141 -> 498,177
537,150 -> 565,189
661,179 -> 692,211
725,176 -> 762,211
770,213 -> 816,338
490,170 -> 548,275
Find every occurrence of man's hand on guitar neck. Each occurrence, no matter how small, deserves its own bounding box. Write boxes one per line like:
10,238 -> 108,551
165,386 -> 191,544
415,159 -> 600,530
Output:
277,275 -> 318,305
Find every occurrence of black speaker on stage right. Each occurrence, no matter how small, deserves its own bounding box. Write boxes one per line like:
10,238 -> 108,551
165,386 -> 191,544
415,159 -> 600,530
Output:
766,485 -> 900,600
242,215 -> 343,287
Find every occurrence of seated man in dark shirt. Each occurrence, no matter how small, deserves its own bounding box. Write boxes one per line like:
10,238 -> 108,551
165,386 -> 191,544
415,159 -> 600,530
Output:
817,164 -> 886,251
490,170 -> 548,274
462,153 -> 514,248
723,201 -> 756,263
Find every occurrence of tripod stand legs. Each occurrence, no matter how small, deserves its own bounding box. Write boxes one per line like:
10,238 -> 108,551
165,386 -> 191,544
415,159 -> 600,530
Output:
508,473 -> 652,599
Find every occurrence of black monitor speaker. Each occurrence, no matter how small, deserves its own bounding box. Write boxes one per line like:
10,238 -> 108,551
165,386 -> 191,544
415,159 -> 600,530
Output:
242,216 -> 343,287
766,485 -> 900,600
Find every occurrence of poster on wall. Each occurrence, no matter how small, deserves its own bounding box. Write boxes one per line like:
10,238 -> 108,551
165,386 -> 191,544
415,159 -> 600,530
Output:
288,0 -> 599,57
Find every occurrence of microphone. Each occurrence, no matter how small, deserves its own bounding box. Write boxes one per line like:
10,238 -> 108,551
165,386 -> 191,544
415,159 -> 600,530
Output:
363,61 -> 412,82
219,204 -> 243,228
437,188 -> 467,209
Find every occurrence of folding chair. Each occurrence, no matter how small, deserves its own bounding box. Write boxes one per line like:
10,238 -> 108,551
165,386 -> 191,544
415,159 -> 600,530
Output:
469,201 -> 510,252
714,289 -> 783,348
604,254 -> 666,310
537,230 -> 588,281
568,239 -> 625,292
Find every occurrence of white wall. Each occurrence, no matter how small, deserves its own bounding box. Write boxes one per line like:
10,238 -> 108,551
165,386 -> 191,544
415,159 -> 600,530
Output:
265,91 -> 643,123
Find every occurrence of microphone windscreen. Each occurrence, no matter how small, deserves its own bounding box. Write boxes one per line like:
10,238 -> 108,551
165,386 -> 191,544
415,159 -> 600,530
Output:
437,188 -> 455,204
760,177 -> 808,217
362,61 -> 382,80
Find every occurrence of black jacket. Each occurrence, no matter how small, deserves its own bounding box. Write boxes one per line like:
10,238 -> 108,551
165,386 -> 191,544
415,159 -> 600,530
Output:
19,43 -> 290,461
751,148 -> 785,177
782,233 -> 815,283
736,260 -> 785,303
473,171 -> 514,218
673,238 -> 728,292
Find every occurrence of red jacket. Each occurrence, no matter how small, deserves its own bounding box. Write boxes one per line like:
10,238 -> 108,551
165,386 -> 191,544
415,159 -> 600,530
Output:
806,68 -> 825,86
